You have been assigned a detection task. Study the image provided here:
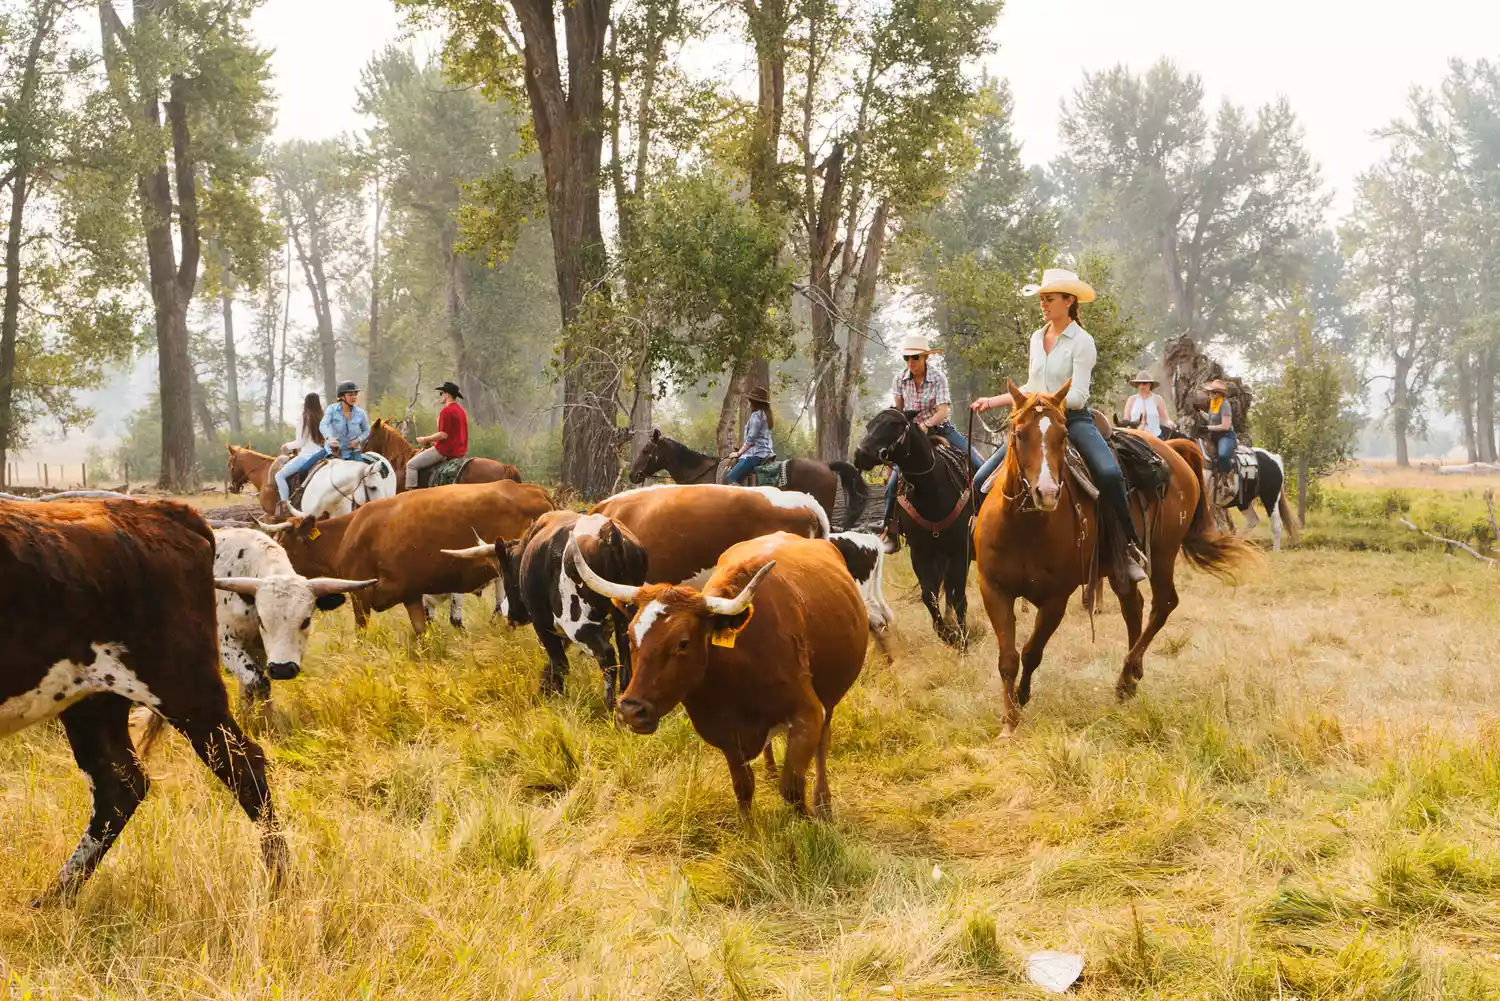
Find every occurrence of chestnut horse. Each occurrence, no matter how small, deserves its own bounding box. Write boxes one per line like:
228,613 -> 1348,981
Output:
226,445 -> 280,516
365,418 -> 522,489
974,379 -> 1254,735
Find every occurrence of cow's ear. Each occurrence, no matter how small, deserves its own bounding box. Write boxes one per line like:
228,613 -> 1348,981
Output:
315,593 -> 348,611
709,606 -> 754,648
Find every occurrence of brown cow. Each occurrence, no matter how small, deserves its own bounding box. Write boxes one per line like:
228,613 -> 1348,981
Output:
263,479 -> 554,632
0,497 -> 286,904
590,483 -> 830,584
570,531 -> 867,817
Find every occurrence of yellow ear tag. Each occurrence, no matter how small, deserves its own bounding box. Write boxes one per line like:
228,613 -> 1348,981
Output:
711,603 -> 755,648
308,527 -> 321,540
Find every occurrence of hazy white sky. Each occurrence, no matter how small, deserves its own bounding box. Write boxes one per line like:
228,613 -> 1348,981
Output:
251,0 -> 1500,220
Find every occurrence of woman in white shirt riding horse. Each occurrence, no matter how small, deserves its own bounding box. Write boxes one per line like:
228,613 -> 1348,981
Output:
1123,370 -> 1174,437
970,269 -> 1148,581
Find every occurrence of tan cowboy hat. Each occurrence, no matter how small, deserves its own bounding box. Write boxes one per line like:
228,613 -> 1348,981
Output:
744,385 -> 771,405
897,333 -> 941,357
1204,379 -> 1228,394
1128,370 -> 1160,388
1022,268 -> 1096,303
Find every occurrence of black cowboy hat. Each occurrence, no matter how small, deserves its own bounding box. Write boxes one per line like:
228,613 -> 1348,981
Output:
435,381 -> 464,399
745,385 -> 771,405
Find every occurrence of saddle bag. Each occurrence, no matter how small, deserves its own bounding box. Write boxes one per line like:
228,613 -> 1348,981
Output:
1110,431 -> 1171,496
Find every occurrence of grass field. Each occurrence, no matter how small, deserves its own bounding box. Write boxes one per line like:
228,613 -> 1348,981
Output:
3,484 -> 1500,999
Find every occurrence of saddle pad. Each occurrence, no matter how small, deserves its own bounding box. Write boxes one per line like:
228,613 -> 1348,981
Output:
1111,430 -> 1172,495
1234,446 -> 1259,480
427,456 -> 473,488
752,461 -> 788,488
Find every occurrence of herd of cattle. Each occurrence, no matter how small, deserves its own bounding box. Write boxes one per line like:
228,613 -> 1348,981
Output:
0,478 -> 897,904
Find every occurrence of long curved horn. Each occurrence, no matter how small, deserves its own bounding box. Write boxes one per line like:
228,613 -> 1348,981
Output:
307,577 -> 378,597
442,527 -> 497,560
254,517 -> 293,536
567,537 -> 639,603
215,577 -> 263,596
702,561 -> 776,616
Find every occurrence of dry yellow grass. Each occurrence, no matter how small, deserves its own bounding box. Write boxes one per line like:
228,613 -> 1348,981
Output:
2,544 -> 1499,999
1331,460 -> 1500,493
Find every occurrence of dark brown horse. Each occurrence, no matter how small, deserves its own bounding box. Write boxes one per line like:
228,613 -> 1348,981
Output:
365,418 -> 523,489
226,445 -> 281,517
627,429 -> 868,532
975,379 -> 1255,735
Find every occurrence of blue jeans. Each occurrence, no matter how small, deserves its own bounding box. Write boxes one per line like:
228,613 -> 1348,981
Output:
973,411 -> 1139,545
276,447 -> 328,501
882,421 -> 981,515
1215,431 -> 1237,473
726,453 -> 769,484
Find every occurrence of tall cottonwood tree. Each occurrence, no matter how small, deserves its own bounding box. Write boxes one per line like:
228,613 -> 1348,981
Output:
400,0 -> 619,498
1055,59 -> 1325,360
95,0 -> 274,489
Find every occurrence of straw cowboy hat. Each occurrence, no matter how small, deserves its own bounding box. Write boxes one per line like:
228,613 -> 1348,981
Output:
744,385 -> 771,405
1203,379 -> 1229,394
897,333 -> 942,357
1128,370 -> 1160,388
1021,268 -> 1097,303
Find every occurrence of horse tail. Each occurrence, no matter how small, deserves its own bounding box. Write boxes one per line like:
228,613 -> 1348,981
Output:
829,461 -> 868,530
1167,438 -> 1258,581
1277,488 -> 1301,545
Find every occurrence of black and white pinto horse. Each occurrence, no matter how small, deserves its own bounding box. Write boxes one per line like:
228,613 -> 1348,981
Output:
1204,444 -> 1300,552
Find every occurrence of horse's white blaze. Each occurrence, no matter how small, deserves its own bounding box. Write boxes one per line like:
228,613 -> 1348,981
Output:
633,599 -> 668,645
1036,416 -> 1058,492
748,487 -> 831,537
0,643 -> 158,738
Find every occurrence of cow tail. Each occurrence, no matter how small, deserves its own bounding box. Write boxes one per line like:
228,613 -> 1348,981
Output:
829,461 -> 869,531
136,710 -> 168,759
1168,438 -> 1258,581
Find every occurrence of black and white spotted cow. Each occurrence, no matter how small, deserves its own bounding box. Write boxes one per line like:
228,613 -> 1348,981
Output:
211,527 -> 375,703
446,510 -> 648,706
0,497 -> 287,904
829,531 -> 897,660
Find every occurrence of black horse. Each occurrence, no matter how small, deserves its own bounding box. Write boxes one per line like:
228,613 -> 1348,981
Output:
628,428 -> 868,531
853,409 -> 972,647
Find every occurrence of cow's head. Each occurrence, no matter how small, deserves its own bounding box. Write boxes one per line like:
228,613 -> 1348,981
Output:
215,575 -> 376,679
569,540 -> 774,734
441,534 -> 529,626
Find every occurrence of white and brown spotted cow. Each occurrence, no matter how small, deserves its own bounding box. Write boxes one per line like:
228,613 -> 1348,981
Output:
0,497 -> 287,904
212,527 -> 374,705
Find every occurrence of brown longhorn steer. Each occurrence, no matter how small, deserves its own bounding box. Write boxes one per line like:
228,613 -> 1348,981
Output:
590,483 -> 830,585
365,418 -> 522,490
264,480 -> 554,633
571,531 -> 867,817
0,497 -> 287,904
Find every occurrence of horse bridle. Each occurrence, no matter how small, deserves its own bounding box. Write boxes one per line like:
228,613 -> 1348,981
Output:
997,403 -> 1069,514
876,409 -> 937,477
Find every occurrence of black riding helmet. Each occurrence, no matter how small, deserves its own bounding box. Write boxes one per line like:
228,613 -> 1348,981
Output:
337,380 -> 360,396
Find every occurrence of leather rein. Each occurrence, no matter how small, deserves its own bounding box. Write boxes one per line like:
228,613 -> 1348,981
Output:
881,409 -> 970,536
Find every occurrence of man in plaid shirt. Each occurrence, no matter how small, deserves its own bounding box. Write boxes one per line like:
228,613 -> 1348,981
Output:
882,334 -> 981,538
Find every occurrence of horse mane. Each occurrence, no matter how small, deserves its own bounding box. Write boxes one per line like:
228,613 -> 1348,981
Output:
658,434 -> 714,467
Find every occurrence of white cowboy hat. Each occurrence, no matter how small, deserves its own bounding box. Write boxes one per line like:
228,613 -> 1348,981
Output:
897,333 -> 942,357
1021,268 -> 1097,303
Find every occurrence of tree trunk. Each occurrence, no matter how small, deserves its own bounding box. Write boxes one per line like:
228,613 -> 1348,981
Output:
218,243 -> 242,435
1477,346 -> 1496,464
1159,223 -> 1192,336
1296,452 -> 1309,524
511,0 -> 617,499
367,167 -> 384,403
193,378 -> 217,446
715,359 -> 749,457
1392,353 -> 1412,469
629,349 -> 653,460
809,145 -> 844,461
1458,358 -> 1478,463
0,165 -> 28,490
277,240 -> 290,430
834,199 -> 888,459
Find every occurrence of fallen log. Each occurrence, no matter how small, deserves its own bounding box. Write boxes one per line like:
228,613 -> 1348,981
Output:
1400,519 -> 1498,566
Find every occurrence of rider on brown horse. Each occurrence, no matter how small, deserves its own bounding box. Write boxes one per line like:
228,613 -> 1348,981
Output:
407,381 -> 470,490
969,269 -> 1148,582
725,386 -> 776,485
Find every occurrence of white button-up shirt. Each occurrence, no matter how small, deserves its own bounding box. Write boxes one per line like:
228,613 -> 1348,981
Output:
1021,322 -> 1096,412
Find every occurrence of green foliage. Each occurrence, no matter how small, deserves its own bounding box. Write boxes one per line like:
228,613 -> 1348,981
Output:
1054,59 -> 1327,359
1254,297 -> 1359,503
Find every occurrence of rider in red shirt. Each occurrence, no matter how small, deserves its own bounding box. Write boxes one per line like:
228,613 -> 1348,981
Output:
406,381 -> 470,489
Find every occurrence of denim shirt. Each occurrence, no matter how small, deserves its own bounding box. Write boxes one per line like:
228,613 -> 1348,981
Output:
319,403 -> 371,459
742,409 -> 775,459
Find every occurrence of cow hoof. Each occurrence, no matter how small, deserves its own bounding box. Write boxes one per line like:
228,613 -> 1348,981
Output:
1116,680 -> 1138,701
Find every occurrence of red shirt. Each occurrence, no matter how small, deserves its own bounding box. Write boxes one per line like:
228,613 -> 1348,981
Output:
436,402 -> 469,458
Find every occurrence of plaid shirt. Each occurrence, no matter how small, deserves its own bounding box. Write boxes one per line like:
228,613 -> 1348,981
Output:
892,365 -> 951,424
